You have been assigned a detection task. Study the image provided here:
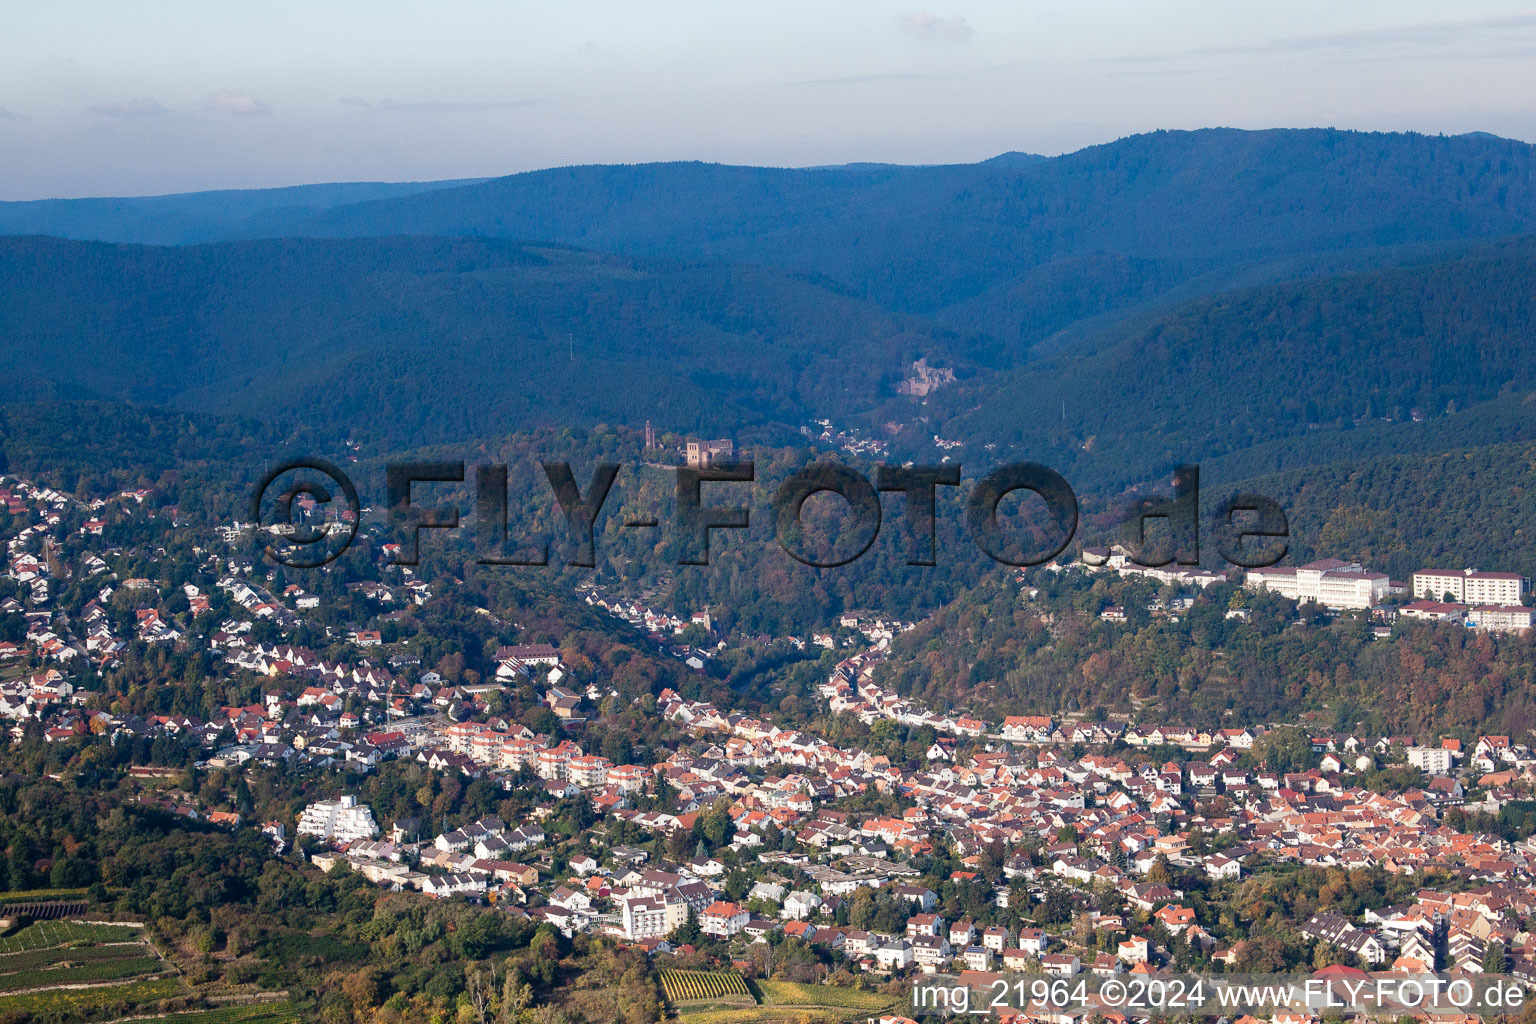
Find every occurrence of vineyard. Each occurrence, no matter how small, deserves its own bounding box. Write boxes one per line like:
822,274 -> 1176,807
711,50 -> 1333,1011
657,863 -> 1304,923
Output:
0,953 -> 165,991
659,969 -> 756,1009
0,920 -> 141,952
0,975 -> 183,1017
0,941 -> 148,973
0,919 -> 167,994
755,981 -> 896,1012
0,917 -> 185,1019
0,917 -> 296,1022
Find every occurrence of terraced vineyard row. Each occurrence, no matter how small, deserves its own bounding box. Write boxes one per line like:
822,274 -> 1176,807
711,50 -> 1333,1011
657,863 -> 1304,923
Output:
671,1008 -> 845,1024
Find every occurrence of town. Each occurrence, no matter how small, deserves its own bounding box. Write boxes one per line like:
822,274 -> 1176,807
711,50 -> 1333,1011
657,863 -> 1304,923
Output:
5,459 -> 1536,1024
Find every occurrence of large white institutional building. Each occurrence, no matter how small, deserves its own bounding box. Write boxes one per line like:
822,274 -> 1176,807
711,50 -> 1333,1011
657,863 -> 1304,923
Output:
1244,558 -> 1390,609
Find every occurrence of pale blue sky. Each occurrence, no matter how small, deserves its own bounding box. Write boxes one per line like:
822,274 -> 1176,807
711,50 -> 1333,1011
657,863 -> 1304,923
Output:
3,1 -> 1536,199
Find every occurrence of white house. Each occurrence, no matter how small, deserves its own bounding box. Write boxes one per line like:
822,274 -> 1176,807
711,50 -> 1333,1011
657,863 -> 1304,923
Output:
874,942 -> 914,971
782,891 -> 822,920
1041,954 -> 1081,976
423,872 -> 486,897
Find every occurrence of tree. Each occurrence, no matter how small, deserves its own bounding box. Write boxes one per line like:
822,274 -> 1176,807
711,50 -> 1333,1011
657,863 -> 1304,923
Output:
466,964 -> 498,1024
339,966 -> 387,1014
701,800 -> 733,847
1254,726 -> 1314,774
724,869 -> 751,902
1039,887 -> 1073,926
1485,939 -> 1509,975
671,907 -> 701,945
501,974 -> 534,1023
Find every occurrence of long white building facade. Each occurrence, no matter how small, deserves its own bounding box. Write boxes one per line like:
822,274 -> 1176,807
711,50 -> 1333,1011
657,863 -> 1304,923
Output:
1244,558 -> 1390,610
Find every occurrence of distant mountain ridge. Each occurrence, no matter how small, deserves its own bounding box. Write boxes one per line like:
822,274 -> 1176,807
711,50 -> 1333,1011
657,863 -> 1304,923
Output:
7,129 -> 1536,355
0,178 -> 490,246
251,129 -> 1536,329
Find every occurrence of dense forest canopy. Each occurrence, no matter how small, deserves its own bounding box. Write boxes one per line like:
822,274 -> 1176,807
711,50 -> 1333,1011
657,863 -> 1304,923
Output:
0,236 -> 979,446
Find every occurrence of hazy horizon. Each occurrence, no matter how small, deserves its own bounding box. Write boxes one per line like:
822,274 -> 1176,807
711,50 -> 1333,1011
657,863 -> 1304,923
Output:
6,1 -> 1536,200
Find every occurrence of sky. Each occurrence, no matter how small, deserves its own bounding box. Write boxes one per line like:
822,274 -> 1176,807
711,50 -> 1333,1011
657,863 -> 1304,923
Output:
4,1 -> 1536,199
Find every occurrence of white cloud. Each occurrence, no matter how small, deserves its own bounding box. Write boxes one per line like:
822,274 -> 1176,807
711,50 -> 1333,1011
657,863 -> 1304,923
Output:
898,12 -> 974,46
201,89 -> 272,116
89,97 -> 168,118
0,106 -> 26,122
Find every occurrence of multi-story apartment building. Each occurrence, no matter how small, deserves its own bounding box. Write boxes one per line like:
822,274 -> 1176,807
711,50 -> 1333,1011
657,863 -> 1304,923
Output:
620,893 -> 688,940
1406,746 -> 1454,774
700,900 -> 749,938
296,795 -> 379,842
606,764 -> 649,792
567,755 -> 612,789
537,746 -> 573,780
1413,569 -> 1526,606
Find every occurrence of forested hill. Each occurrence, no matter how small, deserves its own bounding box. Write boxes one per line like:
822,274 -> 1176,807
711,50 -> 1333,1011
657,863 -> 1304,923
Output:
0,235 -> 978,445
934,236 -> 1536,489
6,129 -> 1536,355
